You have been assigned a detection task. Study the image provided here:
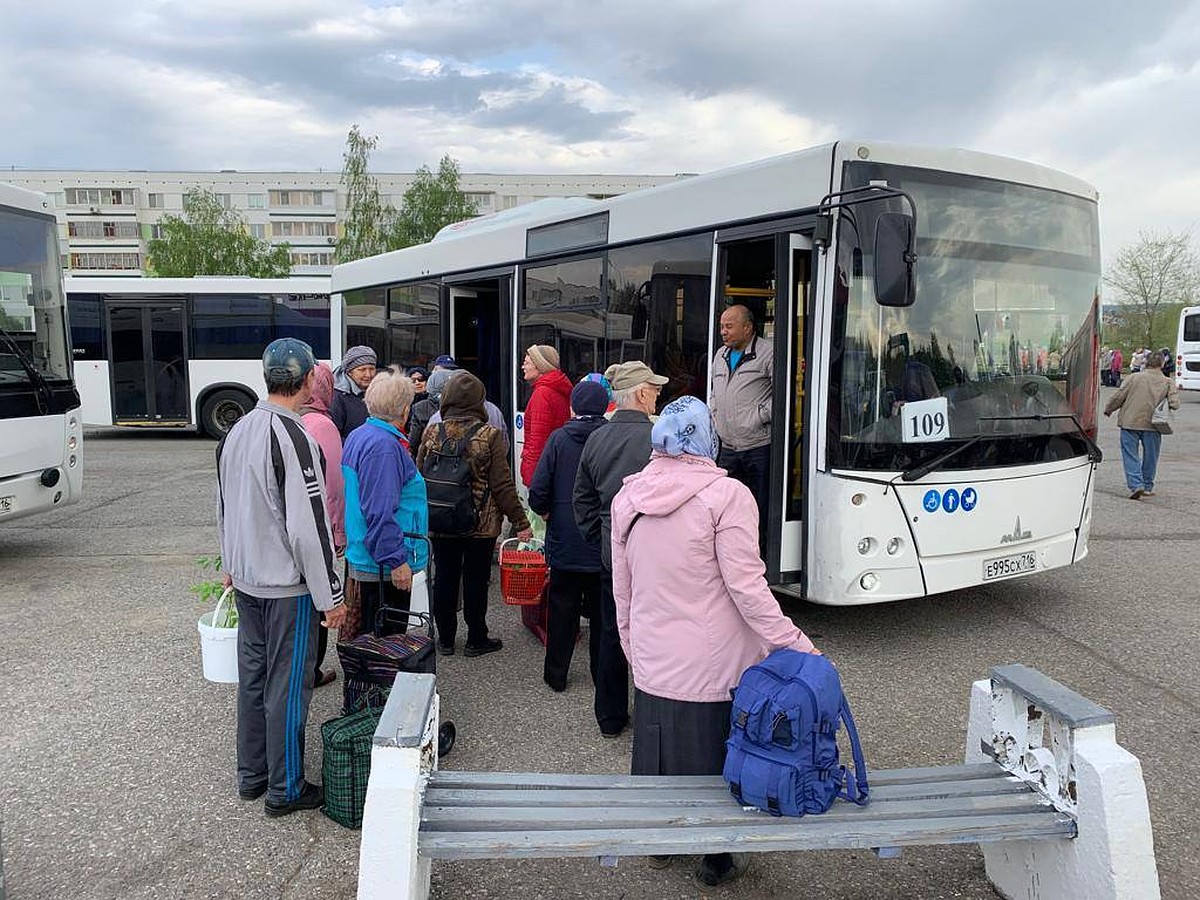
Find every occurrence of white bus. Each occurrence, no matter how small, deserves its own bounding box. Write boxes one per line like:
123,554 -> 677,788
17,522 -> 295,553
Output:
66,276 -> 331,437
0,184 -> 83,522
1175,307 -> 1200,391
331,140 -> 1103,605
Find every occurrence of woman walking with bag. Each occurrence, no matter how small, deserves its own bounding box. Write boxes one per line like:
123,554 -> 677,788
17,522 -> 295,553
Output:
1104,351 -> 1180,499
417,372 -> 532,656
609,396 -> 819,887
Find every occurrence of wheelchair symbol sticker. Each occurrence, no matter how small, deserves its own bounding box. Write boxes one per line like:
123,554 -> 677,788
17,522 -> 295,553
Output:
923,490 -> 941,513
942,489 -> 960,513
961,487 -> 978,511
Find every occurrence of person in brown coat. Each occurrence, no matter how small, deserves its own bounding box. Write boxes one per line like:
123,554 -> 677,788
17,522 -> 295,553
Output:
1104,351 -> 1180,499
417,372 -> 531,656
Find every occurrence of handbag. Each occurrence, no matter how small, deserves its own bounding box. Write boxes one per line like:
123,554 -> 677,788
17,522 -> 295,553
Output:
1152,395 -> 1174,435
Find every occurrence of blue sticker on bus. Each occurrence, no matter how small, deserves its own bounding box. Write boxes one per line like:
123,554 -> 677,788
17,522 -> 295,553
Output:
923,490 -> 941,513
515,413 -> 524,430
961,487 -> 978,511
942,489 -> 960,513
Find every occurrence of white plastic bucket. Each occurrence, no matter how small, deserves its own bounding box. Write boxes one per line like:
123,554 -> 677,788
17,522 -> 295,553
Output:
198,588 -> 239,683
410,570 -> 430,616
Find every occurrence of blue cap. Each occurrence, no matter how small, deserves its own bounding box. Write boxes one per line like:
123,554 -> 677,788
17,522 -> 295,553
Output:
263,338 -> 316,379
432,354 -> 458,370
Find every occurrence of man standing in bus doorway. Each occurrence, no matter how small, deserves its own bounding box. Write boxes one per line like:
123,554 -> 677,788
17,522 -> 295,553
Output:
331,345 -> 377,440
1104,351 -> 1180,499
216,338 -> 347,817
574,361 -> 667,738
710,304 -> 773,553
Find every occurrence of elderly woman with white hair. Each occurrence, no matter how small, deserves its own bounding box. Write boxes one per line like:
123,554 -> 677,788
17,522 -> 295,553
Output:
610,395 -> 819,887
339,370 -> 429,641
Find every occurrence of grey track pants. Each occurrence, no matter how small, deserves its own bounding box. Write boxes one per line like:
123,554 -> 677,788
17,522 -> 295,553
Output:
235,591 -> 319,803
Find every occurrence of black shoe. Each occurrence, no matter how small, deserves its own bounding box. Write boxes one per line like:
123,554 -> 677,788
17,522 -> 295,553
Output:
264,782 -> 324,818
463,638 -> 503,657
437,641 -> 455,656
238,783 -> 267,801
544,676 -> 566,693
695,853 -> 749,887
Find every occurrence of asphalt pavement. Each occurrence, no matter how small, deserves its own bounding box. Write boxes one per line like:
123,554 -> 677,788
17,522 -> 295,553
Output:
1,389 -> 1197,900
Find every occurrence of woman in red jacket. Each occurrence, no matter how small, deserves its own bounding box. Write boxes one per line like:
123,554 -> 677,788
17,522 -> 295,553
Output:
519,344 -> 572,485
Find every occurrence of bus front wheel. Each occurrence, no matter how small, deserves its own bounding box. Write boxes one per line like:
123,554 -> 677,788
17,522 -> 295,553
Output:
200,389 -> 254,439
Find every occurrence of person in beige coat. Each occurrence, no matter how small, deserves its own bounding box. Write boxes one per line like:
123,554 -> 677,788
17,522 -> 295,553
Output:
1104,351 -> 1179,499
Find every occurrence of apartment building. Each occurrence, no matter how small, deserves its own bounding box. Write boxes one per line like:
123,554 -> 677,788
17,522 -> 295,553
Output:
5,170 -> 681,276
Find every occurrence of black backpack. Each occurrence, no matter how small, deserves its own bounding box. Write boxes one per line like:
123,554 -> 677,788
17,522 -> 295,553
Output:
421,422 -> 485,534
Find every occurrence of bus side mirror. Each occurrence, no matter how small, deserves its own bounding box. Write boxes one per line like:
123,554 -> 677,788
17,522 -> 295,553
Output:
874,212 -> 916,307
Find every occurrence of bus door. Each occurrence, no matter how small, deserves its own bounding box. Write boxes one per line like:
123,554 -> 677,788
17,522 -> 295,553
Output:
105,301 -> 190,424
447,275 -> 513,427
715,230 -> 813,588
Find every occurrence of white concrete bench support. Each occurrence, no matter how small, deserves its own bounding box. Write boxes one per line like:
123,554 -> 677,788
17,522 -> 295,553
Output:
964,664 -> 1160,900
357,673 -> 439,900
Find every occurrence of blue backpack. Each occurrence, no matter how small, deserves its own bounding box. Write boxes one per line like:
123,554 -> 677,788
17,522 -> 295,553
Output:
723,649 -> 869,816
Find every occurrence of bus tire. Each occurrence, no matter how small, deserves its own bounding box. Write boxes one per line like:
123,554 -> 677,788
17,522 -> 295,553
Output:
200,389 -> 254,439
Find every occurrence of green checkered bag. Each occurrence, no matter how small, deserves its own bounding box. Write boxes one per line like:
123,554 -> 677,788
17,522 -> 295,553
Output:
320,704 -> 384,829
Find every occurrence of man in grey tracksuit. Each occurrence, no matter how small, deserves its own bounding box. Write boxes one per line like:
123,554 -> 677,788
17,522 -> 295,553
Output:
217,338 -> 347,817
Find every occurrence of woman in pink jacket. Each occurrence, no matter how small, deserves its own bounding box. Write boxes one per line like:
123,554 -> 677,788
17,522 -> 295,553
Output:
300,363 -> 346,687
610,395 -> 818,887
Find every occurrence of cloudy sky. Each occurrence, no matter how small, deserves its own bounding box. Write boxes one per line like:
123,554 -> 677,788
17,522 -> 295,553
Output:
3,1 -> 1198,260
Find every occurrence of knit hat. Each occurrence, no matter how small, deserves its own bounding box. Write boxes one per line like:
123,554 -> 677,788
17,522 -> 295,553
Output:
580,372 -> 614,402
341,345 -> 377,373
526,344 -> 560,373
263,338 -> 315,379
570,381 -> 609,417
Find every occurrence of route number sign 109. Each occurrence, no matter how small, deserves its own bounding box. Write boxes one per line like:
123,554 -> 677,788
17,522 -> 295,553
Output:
902,397 -> 950,443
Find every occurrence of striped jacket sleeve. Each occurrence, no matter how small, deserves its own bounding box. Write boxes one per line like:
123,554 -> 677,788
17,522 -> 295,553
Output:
274,416 -> 344,611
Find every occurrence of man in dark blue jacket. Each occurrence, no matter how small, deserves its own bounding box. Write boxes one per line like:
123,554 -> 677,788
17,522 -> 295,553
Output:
529,380 -> 609,692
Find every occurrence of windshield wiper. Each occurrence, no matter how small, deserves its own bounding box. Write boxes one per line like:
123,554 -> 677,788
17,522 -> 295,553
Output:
900,435 -> 985,482
976,413 -> 1102,464
0,325 -> 51,414
899,411 -> 1102,483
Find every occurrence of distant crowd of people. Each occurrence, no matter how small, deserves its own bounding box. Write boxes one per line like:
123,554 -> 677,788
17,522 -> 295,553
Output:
1101,345 -> 1177,387
213,305 -> 816,885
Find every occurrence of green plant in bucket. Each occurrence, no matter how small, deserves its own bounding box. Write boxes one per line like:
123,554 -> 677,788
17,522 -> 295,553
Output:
192,555 -> 238,628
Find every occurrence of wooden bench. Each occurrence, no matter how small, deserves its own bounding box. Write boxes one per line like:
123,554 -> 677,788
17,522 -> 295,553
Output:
356,666 -> 1160,900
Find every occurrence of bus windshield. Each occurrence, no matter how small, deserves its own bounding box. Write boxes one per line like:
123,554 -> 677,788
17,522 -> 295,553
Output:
829,163 -> 1101,472
0,207 -> 72,392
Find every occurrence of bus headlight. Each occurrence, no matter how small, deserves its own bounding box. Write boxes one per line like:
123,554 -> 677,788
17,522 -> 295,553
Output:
68,455 -> 77,468
859,572 -> 880,591
857,537 -> 875,555
68,415 -> 77,429
68,435 -> 77,450
886,537 -> 903,556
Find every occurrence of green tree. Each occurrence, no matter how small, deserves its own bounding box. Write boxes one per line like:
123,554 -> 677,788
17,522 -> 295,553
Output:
147,189 -> 291,277
1103,230 -> 1199,350
389,155 -> 478,249
335,125 -> 396,263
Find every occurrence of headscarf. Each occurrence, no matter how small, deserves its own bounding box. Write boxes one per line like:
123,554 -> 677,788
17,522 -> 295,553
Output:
579,371 -> 614,403
526,344 -> 560,373
650,395 -> 718,460
439,371 -> 487,423
301,363 -> 334,417
425,367 -> 456,404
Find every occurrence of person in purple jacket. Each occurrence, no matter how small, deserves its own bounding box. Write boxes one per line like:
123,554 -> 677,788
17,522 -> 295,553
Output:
340,371 -> 429,640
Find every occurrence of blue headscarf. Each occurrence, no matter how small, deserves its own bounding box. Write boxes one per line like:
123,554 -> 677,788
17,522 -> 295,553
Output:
651,395 -> 718,460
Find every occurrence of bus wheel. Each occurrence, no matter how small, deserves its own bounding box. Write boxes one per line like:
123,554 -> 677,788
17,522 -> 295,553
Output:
200,390 -> 253,439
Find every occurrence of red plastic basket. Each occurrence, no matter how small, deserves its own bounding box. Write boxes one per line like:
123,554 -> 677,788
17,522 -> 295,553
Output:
499,538 -> 549,606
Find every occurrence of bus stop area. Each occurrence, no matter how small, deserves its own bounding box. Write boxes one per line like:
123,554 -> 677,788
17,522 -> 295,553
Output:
0,392 -> 1196,900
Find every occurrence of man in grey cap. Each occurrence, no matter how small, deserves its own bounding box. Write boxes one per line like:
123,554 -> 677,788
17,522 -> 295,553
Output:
573,360 -> 667,737
331,345 -> 377,439
216,338 -> 347,817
